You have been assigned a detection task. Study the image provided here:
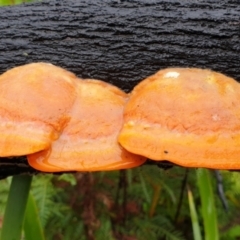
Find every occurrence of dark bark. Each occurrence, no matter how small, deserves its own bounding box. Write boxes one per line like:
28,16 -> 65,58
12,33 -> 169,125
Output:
0,0 -> 239,177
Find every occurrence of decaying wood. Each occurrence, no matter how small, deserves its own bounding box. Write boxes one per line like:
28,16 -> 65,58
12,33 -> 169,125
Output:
0,0 -> 239,177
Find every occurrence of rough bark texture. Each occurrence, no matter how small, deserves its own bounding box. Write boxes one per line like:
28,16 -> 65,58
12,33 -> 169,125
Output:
0,0 -> 239,177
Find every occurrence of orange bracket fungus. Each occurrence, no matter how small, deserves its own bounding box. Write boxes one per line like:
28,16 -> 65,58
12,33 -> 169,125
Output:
27,79 -> 146,172
0,63 -> 77,157
118,68 -> 240,170
2,63 -> 239,172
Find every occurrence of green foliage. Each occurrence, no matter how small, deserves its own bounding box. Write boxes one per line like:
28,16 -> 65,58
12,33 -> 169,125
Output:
0,177 -> 11,217
1,175 -> 32,240
0,177 -> 11,237
29,167 -> 186,240
188,186 -> 202,240
0,0 -> 32,6
31,174 -> 69,228
24,192 -> 45,240
128,216 -> 185,240
1,166 -> 240,239
197,169 -> 219,240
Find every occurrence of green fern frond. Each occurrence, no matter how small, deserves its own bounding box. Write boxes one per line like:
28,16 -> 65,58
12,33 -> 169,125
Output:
0,177 -> 11,216
133,216 -> 185,240
31,174 -> 60,227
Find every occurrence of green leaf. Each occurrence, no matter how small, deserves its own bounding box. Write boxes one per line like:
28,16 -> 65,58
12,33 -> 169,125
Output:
197,169 -> 219,240
187,186 -> 202,240
23,192 -> 45,240
1,175 -> 32,240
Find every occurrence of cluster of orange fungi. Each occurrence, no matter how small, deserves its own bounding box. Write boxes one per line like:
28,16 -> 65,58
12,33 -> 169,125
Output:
0,63 -> 239,172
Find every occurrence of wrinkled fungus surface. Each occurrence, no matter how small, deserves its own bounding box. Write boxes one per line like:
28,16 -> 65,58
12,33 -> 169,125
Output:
28,79 -> 146,172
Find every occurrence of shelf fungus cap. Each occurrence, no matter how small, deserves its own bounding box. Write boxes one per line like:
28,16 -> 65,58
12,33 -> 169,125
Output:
118,68 -> 240,169
0,63 -> 77,156
28,79 -> 146,172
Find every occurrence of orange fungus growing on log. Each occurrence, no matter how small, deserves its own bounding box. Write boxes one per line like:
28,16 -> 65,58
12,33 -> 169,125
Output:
2,63 -> 239,171
27,79 -> 146,172
118,68 -> 240,169
0,63 -> 77,156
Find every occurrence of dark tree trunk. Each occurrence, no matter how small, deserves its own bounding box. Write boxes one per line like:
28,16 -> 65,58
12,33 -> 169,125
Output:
0,0 -> 239,177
